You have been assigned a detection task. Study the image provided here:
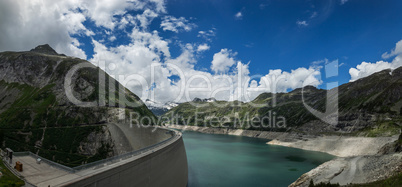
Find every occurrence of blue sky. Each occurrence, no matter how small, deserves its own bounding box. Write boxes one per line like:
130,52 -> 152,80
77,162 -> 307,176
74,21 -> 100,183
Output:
76,0 -> 402,88
1,0 -> 402,103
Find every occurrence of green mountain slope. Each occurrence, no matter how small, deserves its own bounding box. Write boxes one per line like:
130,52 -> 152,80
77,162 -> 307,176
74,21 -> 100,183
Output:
163,67 -> 402,135
0,45 -> 156,167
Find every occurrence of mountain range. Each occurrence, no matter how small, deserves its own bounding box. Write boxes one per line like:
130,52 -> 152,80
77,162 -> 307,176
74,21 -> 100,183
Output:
162,67 -> 402,136
0,44 -> 401,168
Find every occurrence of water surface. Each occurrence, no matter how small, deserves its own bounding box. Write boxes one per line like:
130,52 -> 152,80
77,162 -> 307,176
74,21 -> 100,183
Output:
182,131 -> 335,187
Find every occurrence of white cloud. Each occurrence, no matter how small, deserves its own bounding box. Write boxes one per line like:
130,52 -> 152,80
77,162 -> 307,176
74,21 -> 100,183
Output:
91,23 -> 322,103
109,36 -> 117,42
0,0 -> 324,104
382,40 -> 402,59
160,16 -> 196,33
92,30 -> 322,103
197,43 -> 210,52
340,0 -> 349,5
264,68 -> 321,91
0,0 -> 87,58
0,0 -> 166,58
235,11 -> 243,19
135,9 -> 158,29
197,29 -> 216,41
296,20 -> 308,27
244,67 -> 322,101
84,2 -> 320,104
211,49 -> 237,73
350,40 -> 402,81
349,59 -> 402,82
129,29 -> 171,58
311,59 -> 325,67
244,43 -> 254,48
80,0 -> 165,30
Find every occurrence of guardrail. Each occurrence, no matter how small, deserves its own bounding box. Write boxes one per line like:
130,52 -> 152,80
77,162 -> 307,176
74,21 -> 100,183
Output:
1,149 -> 37,187
13,151 -> 76,173
10,127 -> 180,174
73,129 -> 179,171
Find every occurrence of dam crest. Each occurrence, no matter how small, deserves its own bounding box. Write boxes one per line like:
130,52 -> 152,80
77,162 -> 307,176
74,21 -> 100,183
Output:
4,124 -> 188,187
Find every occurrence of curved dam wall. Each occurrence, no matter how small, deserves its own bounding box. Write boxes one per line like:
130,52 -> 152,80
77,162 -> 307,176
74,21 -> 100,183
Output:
63,126 -> 188,187
107,123 -> 174,154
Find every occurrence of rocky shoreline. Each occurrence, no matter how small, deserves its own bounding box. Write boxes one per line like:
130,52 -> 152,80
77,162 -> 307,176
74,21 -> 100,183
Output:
267,135 -> 398,157
167,124 -> 401,186
167,124 -> 291,139
269,132 -> 401,186
167,125 -> 397,156
289,153 -> 402,186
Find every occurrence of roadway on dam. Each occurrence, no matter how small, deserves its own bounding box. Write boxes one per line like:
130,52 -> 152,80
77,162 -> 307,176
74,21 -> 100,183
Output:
10,123 -> 188,187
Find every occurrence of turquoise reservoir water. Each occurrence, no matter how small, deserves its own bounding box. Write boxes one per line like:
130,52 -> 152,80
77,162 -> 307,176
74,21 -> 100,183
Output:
182,131 -> 335,187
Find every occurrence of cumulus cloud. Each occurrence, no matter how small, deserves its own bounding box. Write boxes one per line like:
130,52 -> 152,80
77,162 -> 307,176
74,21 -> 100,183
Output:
0,0 -> 87,58
160,16 -> 196,33
349,40 -> 402,81
0,0 -> 324,104
263,68 -> 321,91
91,25 -> 321,103
80,0 -> 165,29
0,0 -> 166,59
211,49 -> 237,73
197,43 -> 210,52
349,59 -> 402,82
242,66 -> 322,101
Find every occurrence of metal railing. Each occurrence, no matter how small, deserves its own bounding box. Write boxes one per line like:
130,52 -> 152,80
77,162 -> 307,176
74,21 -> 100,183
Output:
73,128 -> 179,171
13,151 -> 76,173
9,128 -> 180,174
1,149 -> 37,187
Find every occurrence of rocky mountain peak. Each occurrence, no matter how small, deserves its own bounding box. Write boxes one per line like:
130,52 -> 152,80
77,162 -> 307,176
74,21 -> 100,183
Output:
144,99 -> 180,116
30,44 -> 59,55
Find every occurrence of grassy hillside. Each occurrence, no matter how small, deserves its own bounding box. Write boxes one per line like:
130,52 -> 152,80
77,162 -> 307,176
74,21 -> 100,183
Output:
163,67 -> 402,135
0,159 -> 25,187
0,45 -> 156,167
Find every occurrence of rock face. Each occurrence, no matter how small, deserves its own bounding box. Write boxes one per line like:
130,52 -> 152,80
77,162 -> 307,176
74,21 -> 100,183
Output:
30,44 -> 60,56
0,45 -> 156,167
163,67 -> 402,135
289,153 -> 402,187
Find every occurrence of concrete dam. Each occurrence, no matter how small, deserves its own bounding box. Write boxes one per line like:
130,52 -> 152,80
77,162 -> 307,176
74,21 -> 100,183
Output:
8,124 -> 188,187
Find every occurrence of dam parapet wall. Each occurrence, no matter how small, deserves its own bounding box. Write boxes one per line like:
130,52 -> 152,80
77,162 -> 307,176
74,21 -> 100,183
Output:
8,125 -> 188,187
